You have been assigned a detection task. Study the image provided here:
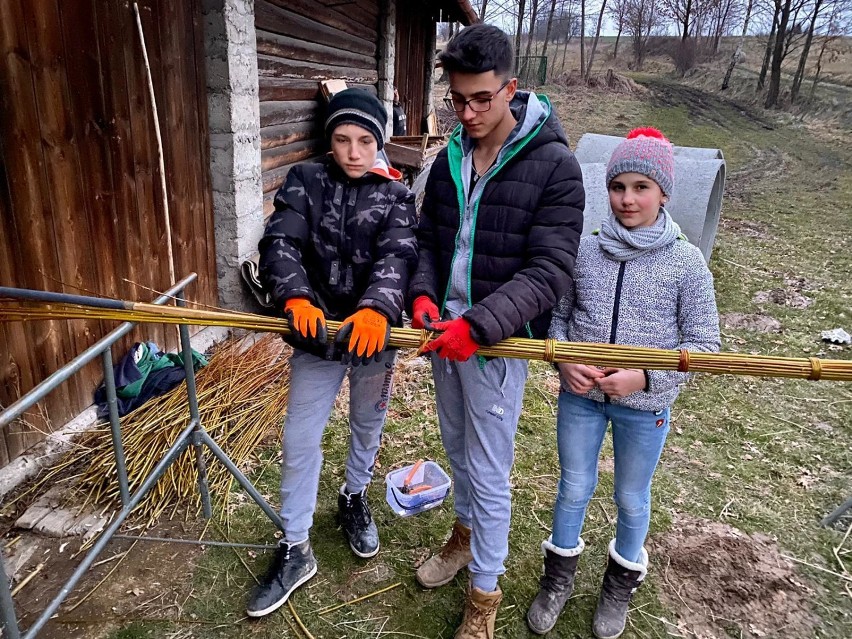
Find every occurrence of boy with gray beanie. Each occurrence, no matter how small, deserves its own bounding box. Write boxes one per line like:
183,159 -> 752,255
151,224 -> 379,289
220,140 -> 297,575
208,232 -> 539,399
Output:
250,88 -> 417,618
527,128 -> 720,638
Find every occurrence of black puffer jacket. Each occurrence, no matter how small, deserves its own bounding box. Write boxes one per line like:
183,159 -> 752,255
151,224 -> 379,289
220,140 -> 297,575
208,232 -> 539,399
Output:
260,159 -> 417,356
409,95 -> 585,345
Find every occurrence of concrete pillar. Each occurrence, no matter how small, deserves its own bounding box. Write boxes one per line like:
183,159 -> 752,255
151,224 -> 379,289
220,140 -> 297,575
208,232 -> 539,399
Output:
201,0 -> 263,311
378,0 -> 396,139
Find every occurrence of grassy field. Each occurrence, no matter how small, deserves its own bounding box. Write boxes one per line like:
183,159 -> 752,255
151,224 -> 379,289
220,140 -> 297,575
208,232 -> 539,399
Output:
95,79 -> 852,639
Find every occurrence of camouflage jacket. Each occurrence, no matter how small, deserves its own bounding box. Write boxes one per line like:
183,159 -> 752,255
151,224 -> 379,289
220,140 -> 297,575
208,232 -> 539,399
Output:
259,159 -> 418,327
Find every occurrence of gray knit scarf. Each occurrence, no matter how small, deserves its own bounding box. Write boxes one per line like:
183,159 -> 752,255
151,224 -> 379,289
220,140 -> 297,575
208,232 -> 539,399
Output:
598,208 -> 682,261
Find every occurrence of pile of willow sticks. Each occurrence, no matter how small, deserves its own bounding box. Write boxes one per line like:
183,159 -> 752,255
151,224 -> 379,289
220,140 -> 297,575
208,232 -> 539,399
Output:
2,300 -> 850,382
6,334 -> 291,527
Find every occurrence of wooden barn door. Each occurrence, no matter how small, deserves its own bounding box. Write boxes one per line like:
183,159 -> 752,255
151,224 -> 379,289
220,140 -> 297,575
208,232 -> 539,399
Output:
394,2 -> 430,136
0,0 -> 216,467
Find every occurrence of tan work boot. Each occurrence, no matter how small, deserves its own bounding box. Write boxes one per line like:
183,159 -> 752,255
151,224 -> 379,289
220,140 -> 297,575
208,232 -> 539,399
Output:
455,583 -> 503,639
416,520 -> 473,588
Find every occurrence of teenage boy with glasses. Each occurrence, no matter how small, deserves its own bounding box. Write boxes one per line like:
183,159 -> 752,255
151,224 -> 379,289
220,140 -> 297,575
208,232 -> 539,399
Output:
409,23 -> 585,639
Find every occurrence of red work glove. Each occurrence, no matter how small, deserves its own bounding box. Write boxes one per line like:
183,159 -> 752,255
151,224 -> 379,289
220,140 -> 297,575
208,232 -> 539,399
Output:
284,297 -> 327,345
421,317 -> 479,361
411,296 -> 440,330
334,308 -> 391,366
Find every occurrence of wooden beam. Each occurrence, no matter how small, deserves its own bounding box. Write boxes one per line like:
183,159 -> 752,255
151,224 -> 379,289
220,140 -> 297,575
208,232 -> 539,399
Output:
265,0 -> 376,43
255,0 -> 375,58
258,55 -> 378,84
261,139 -> 324,171
259,100 -> 322,128
259,78 -> 321,102
261,120 -> 320,150
256,29 -> 375,70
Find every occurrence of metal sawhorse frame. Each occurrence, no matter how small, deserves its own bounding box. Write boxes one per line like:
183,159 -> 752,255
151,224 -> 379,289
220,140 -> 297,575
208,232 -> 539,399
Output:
0,273 -> 286,638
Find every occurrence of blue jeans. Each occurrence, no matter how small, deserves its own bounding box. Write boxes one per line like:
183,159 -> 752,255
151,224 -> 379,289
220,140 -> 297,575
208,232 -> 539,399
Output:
552,392 -> 670,563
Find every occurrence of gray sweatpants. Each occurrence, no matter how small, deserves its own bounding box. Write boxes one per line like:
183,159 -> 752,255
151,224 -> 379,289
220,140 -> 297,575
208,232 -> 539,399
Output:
430,353 -> 529,590
279,348 -> 395,542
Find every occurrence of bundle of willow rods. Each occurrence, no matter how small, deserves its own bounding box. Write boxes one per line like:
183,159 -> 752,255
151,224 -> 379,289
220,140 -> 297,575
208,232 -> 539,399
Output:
1,300 -> 850,381
8,334 -> 291,527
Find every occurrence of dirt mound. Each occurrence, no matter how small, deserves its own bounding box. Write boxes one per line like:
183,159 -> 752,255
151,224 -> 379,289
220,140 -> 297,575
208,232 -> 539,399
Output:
720,312 -> 782,333
648,514 -> 819,638
718,217 -> 774,241
554,69 -> 647,94
753,276 -> 814,310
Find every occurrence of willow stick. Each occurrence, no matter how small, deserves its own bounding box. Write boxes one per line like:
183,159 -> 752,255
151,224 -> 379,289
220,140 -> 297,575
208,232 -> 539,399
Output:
1,302 -> 850,382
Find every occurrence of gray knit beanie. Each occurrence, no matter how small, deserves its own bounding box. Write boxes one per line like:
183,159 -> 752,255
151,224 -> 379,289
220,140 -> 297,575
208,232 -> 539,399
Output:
606,127 -> 675,196
325,88 -> 387,150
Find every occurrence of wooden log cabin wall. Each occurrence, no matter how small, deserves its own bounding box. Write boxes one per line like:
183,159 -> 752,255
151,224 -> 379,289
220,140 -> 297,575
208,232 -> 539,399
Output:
0,0 -> 216,467
255,0 -> 381,218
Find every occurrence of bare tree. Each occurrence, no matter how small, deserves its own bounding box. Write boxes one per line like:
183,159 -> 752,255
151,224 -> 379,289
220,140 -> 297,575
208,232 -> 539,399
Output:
704,0 -> 741,54
790,0 -> 826,102
479,0 -> 490,21
764,0 -> 793,106
722,0 -> 755,89
661,0 -> 698,41
757,0 -> 781,90
624,0 -> 663,70
607,0 -> 630,58
580,0 -> 586,74
541,0 -> 561,57
585,0 -> 610,79
525,0 -> 543,59
808,1 -> 850,101
765,0 -> 808,106
516,0 -> 528,59
543,0 -> 583,72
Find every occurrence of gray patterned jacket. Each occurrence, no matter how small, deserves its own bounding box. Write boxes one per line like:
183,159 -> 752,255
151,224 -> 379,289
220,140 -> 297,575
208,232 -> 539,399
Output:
259,160 -> 417,325
549,234 -> 720,412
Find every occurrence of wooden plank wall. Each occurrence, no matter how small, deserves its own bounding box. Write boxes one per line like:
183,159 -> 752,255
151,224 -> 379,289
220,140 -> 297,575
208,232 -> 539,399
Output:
255,0 -> 381,218
0,0 -> 216,468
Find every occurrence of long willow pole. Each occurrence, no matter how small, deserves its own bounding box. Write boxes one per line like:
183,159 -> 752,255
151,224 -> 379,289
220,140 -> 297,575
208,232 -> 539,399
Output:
133,2 -> 175,288
0,288 -> 850,382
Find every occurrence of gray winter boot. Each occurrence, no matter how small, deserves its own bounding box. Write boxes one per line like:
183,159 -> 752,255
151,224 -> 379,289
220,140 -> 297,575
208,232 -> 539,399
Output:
592,540 -> 648,639
526,537 -> 584,635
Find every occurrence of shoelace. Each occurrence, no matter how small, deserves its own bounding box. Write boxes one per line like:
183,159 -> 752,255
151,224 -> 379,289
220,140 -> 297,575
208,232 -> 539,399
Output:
438,530 -> 467,558
344,493 -> 372,527
266,545 -> 293,584
467,601 -> 499,631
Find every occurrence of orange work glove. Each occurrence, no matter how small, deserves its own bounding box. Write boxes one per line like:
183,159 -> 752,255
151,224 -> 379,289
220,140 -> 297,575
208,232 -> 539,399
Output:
421,317 -> 479,361
411,296 -> 440,330
334,308 -> 391,366
284,297 -> 327,345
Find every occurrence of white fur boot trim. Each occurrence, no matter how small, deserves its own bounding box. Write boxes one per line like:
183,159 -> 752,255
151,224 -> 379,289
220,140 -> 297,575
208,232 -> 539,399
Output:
607,539 -> 648,581
541,535 -> 585,558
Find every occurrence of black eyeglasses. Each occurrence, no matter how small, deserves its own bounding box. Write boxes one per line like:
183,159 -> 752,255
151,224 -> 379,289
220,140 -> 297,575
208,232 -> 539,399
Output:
443,80 -> 511,113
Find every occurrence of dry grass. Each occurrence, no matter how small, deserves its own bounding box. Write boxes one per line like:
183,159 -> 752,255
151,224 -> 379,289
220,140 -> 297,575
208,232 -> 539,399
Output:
4,334 -> 291,528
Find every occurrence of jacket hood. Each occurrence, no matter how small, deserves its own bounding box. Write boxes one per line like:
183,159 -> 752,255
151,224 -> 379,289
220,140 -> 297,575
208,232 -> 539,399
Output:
452,91 -> 569,157
325,154 -> 402,183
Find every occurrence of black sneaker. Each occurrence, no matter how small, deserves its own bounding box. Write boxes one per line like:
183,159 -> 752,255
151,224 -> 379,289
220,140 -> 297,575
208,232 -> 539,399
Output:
337,485 -> 380,558
246,539 -> 317,618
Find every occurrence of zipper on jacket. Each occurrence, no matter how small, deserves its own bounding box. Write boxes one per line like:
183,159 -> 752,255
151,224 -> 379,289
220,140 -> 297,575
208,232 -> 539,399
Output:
604,261 -> 627,404
442,106 -> 551,316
